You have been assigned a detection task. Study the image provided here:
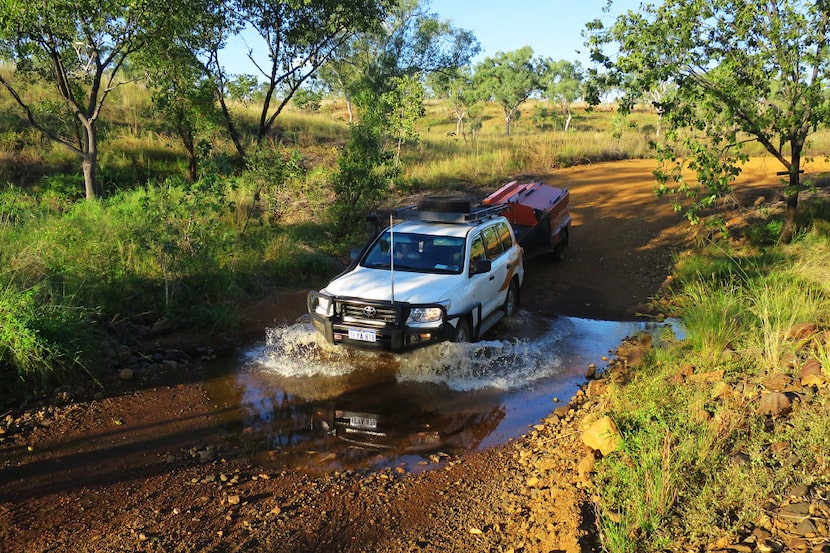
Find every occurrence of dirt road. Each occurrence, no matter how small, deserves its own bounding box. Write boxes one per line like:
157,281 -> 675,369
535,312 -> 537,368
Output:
1,158 -> 825,552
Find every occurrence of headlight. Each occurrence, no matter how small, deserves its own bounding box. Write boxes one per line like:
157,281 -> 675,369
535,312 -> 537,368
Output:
316,295 -> 332,316
308,293 -> 333,316
407,305 -> 446,324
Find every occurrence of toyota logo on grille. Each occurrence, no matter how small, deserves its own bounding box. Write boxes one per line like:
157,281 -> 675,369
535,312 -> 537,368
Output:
363,306 -> 377,318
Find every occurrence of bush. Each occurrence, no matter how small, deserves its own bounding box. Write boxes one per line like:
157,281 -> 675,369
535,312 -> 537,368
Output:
0,284 -> 97,402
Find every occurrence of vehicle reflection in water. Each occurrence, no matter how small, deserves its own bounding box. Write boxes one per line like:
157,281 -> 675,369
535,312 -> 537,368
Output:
205,312 -> 676,474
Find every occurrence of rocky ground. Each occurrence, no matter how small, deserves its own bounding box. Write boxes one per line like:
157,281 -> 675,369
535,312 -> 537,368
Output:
1,158 -> 829,553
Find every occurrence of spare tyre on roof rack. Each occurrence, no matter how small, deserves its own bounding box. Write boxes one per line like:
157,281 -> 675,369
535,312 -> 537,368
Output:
417,196 -> 471,213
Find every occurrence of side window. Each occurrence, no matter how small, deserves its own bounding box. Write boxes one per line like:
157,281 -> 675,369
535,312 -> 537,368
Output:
481,226 -> 503,259
496,222 -> 513,251
469,234 -> 486,272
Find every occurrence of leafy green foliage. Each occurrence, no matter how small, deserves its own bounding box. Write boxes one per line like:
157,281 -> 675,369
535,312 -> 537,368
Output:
474,46 -> 544,135
329,117 -> 397,235
586,0 -> 830,240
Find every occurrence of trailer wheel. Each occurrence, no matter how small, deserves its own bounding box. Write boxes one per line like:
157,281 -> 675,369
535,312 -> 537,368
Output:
552,227 -> 569,262
418,196 -> 471,213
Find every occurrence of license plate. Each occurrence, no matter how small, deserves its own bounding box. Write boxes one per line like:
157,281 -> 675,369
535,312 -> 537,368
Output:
348,328 -> 377,342
349,416 -> 378,429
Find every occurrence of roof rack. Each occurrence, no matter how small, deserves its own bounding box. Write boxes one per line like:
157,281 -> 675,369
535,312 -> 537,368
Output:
393,204 -> 506,224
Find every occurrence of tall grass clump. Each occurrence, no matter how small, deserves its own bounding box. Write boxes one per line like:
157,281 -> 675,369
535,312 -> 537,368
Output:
676,279 -> 745,364
0,283 -> 99,402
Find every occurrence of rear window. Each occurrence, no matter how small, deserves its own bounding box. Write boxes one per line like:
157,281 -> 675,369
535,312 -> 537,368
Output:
495,222 -> 513,251
481,226 -> 503,259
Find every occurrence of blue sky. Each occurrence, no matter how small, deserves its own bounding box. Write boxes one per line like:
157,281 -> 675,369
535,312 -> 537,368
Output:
427,0 -> 641,65
221,0 -> 642,76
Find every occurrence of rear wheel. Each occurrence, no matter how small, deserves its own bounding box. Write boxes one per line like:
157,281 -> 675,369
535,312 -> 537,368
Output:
452,317 -> 473,343
552,227 -> 569,262
503,278 -> 520,317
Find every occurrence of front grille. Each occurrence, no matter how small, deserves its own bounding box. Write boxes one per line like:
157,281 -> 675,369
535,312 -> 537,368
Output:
339,301 -> 400,325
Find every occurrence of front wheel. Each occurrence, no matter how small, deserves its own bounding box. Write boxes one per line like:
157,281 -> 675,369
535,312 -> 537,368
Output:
452,318 -> 473,343
503,278 -> 520,317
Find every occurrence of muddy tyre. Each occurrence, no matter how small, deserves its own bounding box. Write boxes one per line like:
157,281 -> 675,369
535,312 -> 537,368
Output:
552,227 -> 569,262
503,278 -> 520,317
418,196 -> 471,213
452,317 -> 473,343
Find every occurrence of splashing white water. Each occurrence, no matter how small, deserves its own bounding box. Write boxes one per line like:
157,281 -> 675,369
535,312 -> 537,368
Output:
246,312 -> 574,392
396,315 -> 574,391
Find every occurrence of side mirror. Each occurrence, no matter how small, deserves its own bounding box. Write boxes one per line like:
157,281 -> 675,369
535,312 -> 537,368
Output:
350,249 -> 362,261
470,258 -> 491,275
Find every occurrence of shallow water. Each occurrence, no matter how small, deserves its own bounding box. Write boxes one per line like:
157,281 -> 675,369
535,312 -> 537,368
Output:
204,312 -> 675,473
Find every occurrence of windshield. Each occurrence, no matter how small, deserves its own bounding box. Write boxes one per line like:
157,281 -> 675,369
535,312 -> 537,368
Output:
361,231 -> 465,275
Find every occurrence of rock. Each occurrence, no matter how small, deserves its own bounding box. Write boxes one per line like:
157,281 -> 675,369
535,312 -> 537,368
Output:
586,379 -> 607,399
786,322 -> 817,341
553,405 -> 570,418
781,502 -> 811,516
585,364 -> 597,379
151,317 -> 173,335
577,454 -> 596,480
118,368 -> 134,381
763,374 -> 795,392
198,448 -> 216,463
800,359 -> 822,379
758,392 -> 792,417
801,374 -> 828,388
581,416 -> 622,455
793,518 -> 817,537
227,494 -> 241,505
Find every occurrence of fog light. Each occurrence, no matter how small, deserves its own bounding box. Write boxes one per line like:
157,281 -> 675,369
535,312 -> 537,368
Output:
419,333 -> 432,340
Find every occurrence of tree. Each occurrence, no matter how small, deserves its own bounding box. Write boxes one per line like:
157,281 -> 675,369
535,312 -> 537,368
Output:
383,74 -> 425,166
428,65 -> 478,139
141,43 -> 221,182
474,46 -> 543,136
319,0 -> 480,123
586,0 -> 830,241
0,0 -> 207,199
541,59 -> 583,132
202,0 -> 393,160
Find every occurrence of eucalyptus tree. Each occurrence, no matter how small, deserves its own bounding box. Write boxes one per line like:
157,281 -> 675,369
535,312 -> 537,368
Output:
586,0 -> 830,241
428,65 -> 479,140
319,0 -> 480,122
474,46 -> 545,136
541,59 -> 583,132
0,0 -> 206,199
203,0 -> 395,160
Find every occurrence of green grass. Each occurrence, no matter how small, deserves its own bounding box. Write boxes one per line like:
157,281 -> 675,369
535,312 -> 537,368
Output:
593,214 -> 830,552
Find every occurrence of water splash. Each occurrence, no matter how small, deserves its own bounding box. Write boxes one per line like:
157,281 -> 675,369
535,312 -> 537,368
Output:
397,315 -> 574,391
248,312 -> 573,392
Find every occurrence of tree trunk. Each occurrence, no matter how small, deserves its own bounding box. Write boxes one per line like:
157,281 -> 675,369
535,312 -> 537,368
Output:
780,153 -> 801,243
346,96 -> 354,123
82,123 -> 98,199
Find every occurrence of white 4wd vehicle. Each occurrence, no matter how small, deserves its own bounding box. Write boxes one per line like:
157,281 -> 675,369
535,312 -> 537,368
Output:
307,201 -> 524,352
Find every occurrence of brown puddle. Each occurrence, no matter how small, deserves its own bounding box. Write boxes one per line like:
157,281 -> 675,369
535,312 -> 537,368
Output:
203,313 -> 676,474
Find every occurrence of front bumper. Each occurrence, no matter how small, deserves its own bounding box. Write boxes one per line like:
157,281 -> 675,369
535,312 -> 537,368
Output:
307,292 -> 454,352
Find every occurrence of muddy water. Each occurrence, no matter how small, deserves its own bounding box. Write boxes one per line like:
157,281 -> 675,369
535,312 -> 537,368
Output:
204,311 -> 675,474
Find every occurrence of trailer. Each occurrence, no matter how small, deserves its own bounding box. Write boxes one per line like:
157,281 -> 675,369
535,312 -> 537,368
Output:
483,180 -> 571,261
